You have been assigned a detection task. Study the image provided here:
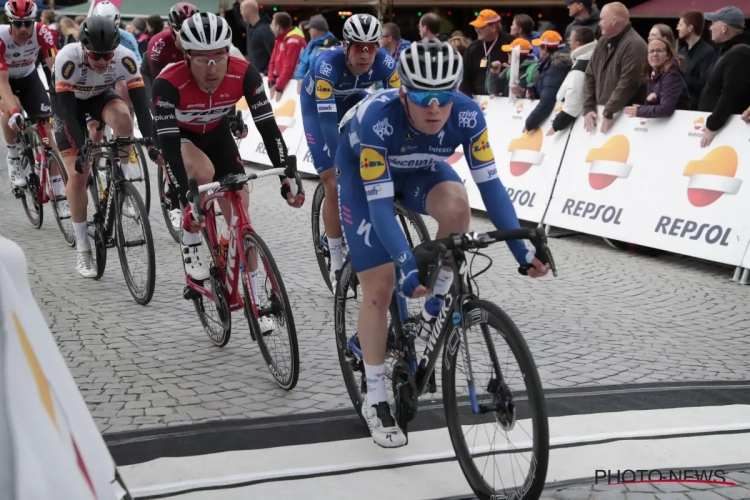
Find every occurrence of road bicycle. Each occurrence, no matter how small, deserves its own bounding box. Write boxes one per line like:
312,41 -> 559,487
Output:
311,183 -> 430,292
335,226 -> 556,500
183,160 -> 304,390
157,161 -> 181,243
104,122 -> 151,214
84,136 -> 156,305
11,115 -> 74,246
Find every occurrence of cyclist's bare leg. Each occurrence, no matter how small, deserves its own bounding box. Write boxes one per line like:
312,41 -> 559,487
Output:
101,99 -> 135,163
321,168 -> 342,238
356,263 -> 395,366
115,81 -> 134,117
62,147 -> 89,237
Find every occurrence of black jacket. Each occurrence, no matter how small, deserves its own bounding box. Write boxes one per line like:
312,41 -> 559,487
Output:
233,5 -> 275,74
678,39 -> 717,110
526,51 -> 572,131
459,33 -> 515,96
564,8 -> 601,42
698,31 -> 750,131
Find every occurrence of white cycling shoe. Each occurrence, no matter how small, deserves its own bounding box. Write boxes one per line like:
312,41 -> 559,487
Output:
56,200 -> 71,219
169,209 -> 182,231
76,250 -> 97,278
363,402 -> 408,448
258,316 -> 275,335
182,243 -> 210,281
7,156 -> 25,187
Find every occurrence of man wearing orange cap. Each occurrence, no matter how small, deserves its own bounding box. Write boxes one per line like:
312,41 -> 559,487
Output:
523,30 -> 572,133
488,38 -> 536,97
459,9 -> 514,96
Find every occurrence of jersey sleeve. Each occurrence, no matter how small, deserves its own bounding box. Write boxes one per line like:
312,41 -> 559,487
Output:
312,51 -> 340,157
120,30 -> 142,65
378,51 -> 401,89
0,39 -> 7,72
36,24 -> 57,58
147,33 -> 162,77
242,62 -> 288,172
116,48 -> 153,137
152,77 -> 188,204
459,103 -> 531,264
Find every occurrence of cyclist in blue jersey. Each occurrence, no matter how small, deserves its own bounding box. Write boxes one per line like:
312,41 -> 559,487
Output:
335,39 -> 550,448
301,13 -> 401,289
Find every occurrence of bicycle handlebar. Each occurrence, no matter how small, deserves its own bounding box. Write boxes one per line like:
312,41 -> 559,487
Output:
85,136 -> 153,150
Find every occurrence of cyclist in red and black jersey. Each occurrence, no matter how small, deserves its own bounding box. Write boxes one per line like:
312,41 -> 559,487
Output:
152,12 -> 304,282
146,3 -> 196,80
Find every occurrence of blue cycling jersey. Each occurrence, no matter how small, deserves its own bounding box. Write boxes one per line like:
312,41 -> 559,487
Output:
119,29 -> 141,65
300,45 -> 400,173
337,89 -> 531,278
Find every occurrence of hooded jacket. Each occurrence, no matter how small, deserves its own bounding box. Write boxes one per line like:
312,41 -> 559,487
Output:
635,63 -> 690,118
268,26 -> 307,92
525,50 -> 573,131
564,7 -> 601,42
294,31 -> 340,80
552,40 -> 597,131
698,31 -> 750,131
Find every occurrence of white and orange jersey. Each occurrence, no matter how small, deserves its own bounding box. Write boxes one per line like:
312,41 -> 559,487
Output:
0,23 -> 56,78
53,43 -> 144,100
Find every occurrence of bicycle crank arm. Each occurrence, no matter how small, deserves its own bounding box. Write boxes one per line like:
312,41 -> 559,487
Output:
120,238 -> 146,248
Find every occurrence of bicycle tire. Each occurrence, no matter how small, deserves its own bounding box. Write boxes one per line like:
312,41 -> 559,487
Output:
191,225 -> 232,347
128,140 -> 151,214
442,299 -> 549,500
241,230 -> 300,390
115,181 -> 156,305
20,159 -> 43,229
87,172 -> 107,279
46,149 -> 75,247
158,163 -> 180,243
310,182 -> 332,291
394,201 -> 430,248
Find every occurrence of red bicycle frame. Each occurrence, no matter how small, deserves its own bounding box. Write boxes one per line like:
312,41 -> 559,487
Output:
21,118 -> 54,204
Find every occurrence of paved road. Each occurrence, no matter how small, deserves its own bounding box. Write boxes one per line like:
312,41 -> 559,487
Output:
2,153 -> 750,436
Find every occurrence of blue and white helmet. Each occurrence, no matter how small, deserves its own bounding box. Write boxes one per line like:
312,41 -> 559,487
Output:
92,1 -> 121,26
398,39 -> 463,91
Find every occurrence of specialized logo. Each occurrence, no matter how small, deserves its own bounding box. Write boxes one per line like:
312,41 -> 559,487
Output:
61,60 -> 75,79
584,135 -> 632,190
683,146 -> 742,207
507,128 -> 544,176
315,79 -> 333,99
273,100 -> 296,132
470,129 -> 493,163
122,57 -> 137,75
360,147 -> 387,181
387,71 -> 401,88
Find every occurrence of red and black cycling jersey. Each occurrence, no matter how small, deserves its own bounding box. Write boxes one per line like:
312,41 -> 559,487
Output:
152,56 -> 288,206
147,29 -> 182,78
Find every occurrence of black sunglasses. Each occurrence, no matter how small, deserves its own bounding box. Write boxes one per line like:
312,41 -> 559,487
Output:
11,20 -> 33,28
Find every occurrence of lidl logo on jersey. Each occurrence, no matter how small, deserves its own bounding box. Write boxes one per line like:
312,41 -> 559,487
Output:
471,129 -> 493,163
360,147 -> 387,181
388,71 -> 401,88
316,79 -> 333,99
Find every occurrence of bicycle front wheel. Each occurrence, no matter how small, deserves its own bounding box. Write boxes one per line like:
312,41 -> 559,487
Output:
442,299 -> 549,500
47,149 -> 75,247
158,163 -> 180,243
310,182 -> 334,291
126,140 -> 151,214
115,181 -> 156,305
241,230 -> 299,390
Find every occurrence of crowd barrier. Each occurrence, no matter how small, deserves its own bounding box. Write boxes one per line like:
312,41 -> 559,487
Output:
234,78 -> 750,275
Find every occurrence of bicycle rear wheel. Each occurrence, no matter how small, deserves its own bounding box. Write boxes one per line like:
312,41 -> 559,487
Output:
115,181 -> 156,305
241,230 -> 299,390
47,149 -> 75,247
126,140 -> 151,214
86,172 -> 107,279
158,163 -> 180,243
442,299 -> 549,500
311,182 -> 334,291
20,158 -> 43,229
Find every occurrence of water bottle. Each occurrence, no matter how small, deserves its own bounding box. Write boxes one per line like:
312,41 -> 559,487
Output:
98,169 -> 108,199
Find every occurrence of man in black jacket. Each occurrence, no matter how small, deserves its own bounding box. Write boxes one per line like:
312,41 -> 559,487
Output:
677,11 -> 717,110
233,0 -> 275,75
459,9 -> 514,97
698,6 -> 750,147
563,0 -> 601,41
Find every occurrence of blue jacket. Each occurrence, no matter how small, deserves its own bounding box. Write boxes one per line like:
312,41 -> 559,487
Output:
392,38 -> 411,59
525,51 -> 572,131
294,32 -> 340,80
526,31 -> 541,60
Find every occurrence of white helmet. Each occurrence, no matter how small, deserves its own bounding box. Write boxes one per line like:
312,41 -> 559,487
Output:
180,12 -> 232,52
398,39 -> 463,91
92,1 -> 121,26
342,14 -> 381,43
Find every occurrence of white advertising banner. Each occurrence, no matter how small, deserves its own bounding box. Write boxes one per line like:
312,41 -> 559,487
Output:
545,108 -> 750,267
0,236 -> 128,499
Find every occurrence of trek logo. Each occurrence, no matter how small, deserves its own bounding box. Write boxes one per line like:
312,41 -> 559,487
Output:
562,199 -> 623,224
224,215 -> 239,294
655,217 -> 732,246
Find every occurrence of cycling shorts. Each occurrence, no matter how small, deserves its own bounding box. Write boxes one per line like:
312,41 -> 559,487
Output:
336,158 -> 462,273
50,87 -> 124,154
301,101 -> 334,174
7,71 -> 51,122
179,117 -> 245,181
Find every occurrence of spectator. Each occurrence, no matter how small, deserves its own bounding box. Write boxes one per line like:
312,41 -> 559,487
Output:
380,22 -> 411,59
624,37 -> 689,118
649,23 -> 676,47
133,17 -> 150,56
268,12 -> 306,101
460,10 -> 514,96
488,39 -> 536,96
74,16 -> 86,25
677,11 -> 716,110
582,2 -> 647,133
125,23 -> 136,34
448,35 -> 470,56
295,15 -> 339,93
548,26 -> 598,135
41,10 -> 56,29
419,13 -> 441,41
451,30 -> 465,38
523,31 -> 572,132
698,6 -> 750,147
511,14 -> 542,58
564,0 -> 601,41
58,17 -> 78,48
234,0 -> 275,74
146,15 -> 164,36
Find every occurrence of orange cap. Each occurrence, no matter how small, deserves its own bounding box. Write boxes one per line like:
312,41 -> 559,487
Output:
501,38 -> 533,54
532,30 -> 564,48
470,9 -> 501,28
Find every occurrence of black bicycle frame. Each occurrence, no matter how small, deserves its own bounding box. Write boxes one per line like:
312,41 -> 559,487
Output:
89,146 -> 125,240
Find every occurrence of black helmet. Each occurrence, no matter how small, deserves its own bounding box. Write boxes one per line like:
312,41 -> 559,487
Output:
79,16 -> 121,52
168,3 -> 199,31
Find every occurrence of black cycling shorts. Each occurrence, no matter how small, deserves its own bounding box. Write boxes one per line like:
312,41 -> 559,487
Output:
50,87 -> 125,153
180,117 -> 244,181
8,71 -> 51,121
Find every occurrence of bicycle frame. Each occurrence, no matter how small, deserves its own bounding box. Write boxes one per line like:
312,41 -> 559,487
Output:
16,118 -> 53,204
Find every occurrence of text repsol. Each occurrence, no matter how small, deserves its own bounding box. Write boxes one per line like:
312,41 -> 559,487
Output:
507,187 -> 536,207
655,216 -> 732,246
562,199 -> 623,224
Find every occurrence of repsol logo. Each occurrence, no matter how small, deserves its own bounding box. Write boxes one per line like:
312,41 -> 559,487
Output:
507,187 -> 536,207
256,142 -> 267,154
562,199 -> 623,224
655,216 -> 732,246
634,127 -> 648,133
303,148 -> 313,163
